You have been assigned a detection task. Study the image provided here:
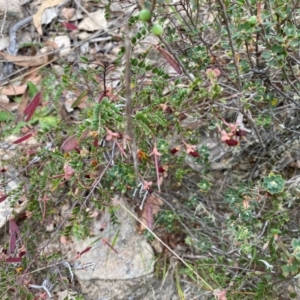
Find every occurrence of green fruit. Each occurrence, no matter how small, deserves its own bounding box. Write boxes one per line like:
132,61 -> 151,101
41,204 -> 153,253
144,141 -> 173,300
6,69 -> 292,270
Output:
248,15 -> 257,25
151,24 -> 164,36
139,9 -> 151,22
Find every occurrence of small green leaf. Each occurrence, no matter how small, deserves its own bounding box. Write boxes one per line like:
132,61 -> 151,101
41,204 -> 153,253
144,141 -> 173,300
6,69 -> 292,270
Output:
80,56 -> 89,63
281,263 -> 298,273
40,116 -> 57,129
272,44 -> 284,54
27,81 -> 39,98
261,51 -> 272,60
292,239 -> 300,249
72,90 -> 88,108
0,110 -> 13,122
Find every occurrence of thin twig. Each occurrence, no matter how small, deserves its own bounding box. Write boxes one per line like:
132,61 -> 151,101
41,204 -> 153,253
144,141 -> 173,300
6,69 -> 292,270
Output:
243,110 -> 265,149
266,77 -> 300,109
124,25 -> 139,184
216,0 -> 242,91
282,67 -> 300,99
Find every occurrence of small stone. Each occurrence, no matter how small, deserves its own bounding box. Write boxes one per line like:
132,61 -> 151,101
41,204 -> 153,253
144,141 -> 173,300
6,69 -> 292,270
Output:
64,96 -> 76,113
0,94 -> 9,103
49,35 -> 71,56
0,36 -> 10,51
78,10 -> 107,32
110,3 -> 123,13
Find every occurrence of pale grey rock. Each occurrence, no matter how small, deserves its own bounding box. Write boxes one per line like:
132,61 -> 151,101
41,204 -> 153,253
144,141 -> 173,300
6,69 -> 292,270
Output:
49,35 -> 71,56
110,3 -> 123,13
0,0 -> 23,15
63,197 -> 155,299
185,131 -> 234,171
109,3 -> 124,17
0,167 -> 27,234
0,36 -> 10,50
74,271 -> 180,300
78,10 -> 108,32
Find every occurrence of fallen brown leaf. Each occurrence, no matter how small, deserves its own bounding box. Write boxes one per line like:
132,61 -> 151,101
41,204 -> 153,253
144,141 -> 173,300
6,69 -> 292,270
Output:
156,46 -> 182,74
0,75 -> 41,96
61,135 -> 79,152
0,51 -> 51,67
140,194 -> 164,231
60,7 -> 76,20
33,0 -> 66,35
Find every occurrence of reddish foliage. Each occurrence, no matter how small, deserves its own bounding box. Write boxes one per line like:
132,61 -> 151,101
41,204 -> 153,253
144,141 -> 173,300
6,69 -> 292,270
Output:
74,147 -> 81,154
147,186 -> 154,194
9,219 -> 21,253
189,150 -> 200,158
61,135 -> 79,152
158,166 -> 165,173
13,133 -> 33,144
235,129 -> 247,137
0,195 -> 7,203
183,140 -> 200,158
62,22 -> 78,30
102,239 -> 119,254
19,251 -> 26,257
24,92 -> 41,122
27,149 -> 37,155
219,118 -> 247,142
225,139 -> 239,146
165,106 -> 173,113
6,257 -> 22,263
170,148 -> 179,154
18,213 -> 27,221
98,90 -> 107,102
79,247 -> 92,256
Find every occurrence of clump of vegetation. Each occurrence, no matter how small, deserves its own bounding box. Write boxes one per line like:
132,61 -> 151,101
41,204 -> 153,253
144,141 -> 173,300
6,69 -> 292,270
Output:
1,0 -> 300,299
